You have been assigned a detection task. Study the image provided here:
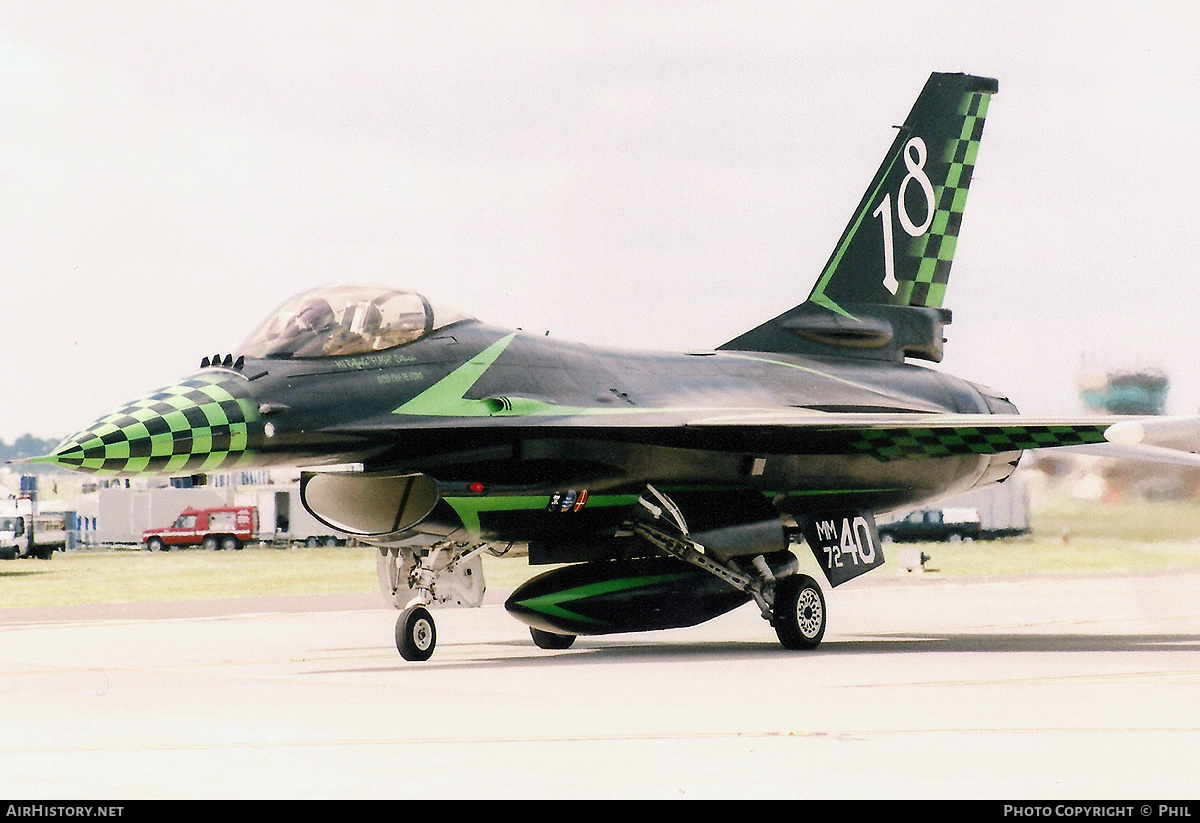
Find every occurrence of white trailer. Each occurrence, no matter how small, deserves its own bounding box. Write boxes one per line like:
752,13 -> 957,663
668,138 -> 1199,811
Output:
951,476 -> 1031,538
879,475 -> 1031,542
94,486 -> 226,545
254,487 -> 347,547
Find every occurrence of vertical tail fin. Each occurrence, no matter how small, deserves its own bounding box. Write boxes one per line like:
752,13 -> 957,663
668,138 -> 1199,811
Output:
722,72 -> 998,362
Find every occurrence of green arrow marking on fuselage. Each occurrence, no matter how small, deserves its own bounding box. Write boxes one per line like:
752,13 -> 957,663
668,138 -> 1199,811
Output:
391,333 -> 637,419
392,333 -> 518,417
391,332 -> 922,424
515,573 -> 692,628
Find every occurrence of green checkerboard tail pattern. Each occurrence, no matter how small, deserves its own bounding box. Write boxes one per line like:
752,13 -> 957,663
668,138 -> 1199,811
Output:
34,373 -> 261,476
807,72 -> 998,317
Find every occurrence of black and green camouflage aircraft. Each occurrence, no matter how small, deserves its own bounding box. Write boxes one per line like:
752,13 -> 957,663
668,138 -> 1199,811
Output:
35,72 -> 1192,660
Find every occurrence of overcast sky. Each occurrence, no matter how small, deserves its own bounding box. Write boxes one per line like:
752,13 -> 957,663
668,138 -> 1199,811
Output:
3,1 -> 1198,444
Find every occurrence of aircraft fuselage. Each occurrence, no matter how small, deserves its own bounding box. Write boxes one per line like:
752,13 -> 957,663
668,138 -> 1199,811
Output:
44,319 -> 1016,559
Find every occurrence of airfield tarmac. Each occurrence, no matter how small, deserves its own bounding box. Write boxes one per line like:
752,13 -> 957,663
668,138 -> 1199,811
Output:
3,572 -> 1200,799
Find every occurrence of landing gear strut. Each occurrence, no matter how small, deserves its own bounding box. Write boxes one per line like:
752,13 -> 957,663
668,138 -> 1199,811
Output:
378,540 -> 501,661
634,485 -> 828,651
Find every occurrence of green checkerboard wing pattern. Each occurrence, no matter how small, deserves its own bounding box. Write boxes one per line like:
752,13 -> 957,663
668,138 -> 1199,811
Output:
851,424 -> 1108,461
39,374 -> 261,475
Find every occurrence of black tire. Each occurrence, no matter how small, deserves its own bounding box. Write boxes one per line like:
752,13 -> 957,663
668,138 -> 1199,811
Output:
772,574 -> 826,650
146,537 -> 166,552
530,627 -> 576,650
396,606 -> 436,661
201,536 -> 220,551
220,536 -> 242,551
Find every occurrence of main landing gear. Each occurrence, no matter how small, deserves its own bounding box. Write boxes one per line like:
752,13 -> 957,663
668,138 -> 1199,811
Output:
771,572 -> 826,650
633,485 -> 828,652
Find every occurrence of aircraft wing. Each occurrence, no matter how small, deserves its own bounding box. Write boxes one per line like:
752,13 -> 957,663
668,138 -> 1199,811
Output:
337,408 -> 1200,464
682,411 -> 1200,462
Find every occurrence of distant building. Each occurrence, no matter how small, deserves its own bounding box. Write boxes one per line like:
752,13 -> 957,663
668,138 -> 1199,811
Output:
1077,360 -> 1169,417
1034,360 -> 1199,501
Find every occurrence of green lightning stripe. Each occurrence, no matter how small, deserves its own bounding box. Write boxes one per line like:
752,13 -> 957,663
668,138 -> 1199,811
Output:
393,334 -> 611,418
808,148 -> 906,320
391,334 -> 723,421
393,334 -> 517,417
513,573 -> 692,628
443,493 -> 640,538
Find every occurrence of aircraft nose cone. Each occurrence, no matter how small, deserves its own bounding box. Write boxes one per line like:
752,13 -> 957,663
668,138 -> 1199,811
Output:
38,374 -> 261,475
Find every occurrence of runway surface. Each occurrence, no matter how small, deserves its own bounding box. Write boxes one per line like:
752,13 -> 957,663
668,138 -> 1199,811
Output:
3,571 -> 1200,799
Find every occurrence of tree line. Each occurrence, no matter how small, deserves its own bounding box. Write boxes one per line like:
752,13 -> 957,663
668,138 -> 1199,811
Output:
0,435 -> 60,468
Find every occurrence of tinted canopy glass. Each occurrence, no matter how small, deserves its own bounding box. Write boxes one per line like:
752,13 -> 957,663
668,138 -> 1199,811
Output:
239,286 -> 472,359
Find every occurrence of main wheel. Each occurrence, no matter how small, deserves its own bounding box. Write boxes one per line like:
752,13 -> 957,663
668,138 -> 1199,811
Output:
396,606 -> 436,661
530,627 -> 576,650
772,574 -> 826,650
220,536 -> 242,551
201,536 -> 220,551
146,537 -> 166,552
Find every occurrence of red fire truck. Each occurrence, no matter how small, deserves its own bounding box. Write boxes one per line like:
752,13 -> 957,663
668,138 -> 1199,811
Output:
142,506 -> 257,551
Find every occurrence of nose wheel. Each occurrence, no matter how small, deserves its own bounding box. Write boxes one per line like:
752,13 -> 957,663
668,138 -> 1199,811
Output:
396,605 -> 437,661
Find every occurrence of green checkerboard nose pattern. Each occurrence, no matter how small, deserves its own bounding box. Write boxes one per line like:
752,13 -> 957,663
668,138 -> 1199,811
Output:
39,374 -> 260,475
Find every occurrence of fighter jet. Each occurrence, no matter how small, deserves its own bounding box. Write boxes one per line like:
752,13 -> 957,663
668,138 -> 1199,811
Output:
35,72 -> 1193,660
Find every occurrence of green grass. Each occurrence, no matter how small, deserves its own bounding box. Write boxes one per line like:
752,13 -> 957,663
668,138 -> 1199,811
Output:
0,544 -> 539,610
876,495 -> 1200,578
881,534 -> 1200,578
3,495 -> 1200,610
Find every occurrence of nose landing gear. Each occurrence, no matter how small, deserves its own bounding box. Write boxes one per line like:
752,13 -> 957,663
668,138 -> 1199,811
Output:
379,541 -> 495,662
396,605 -> 437,661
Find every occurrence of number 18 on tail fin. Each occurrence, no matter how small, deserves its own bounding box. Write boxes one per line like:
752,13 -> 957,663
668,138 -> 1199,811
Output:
809,72 -> 998,317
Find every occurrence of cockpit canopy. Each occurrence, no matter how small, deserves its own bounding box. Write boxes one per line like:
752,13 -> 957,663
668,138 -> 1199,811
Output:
239,285 -> 474,359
